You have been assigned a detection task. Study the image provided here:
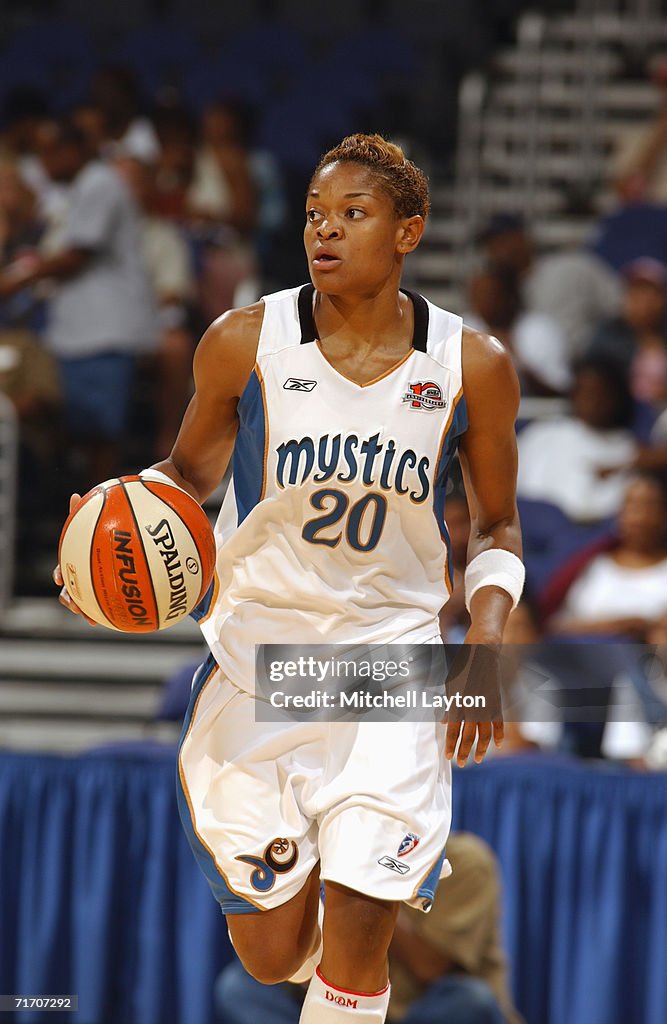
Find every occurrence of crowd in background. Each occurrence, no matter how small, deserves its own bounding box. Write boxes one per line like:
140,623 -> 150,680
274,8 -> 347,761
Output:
0,70 -> 292,503
0,12 -> 666,1024
1,8 -> 667,771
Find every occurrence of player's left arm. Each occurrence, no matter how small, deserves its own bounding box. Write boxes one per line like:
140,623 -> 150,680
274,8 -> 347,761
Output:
448,327 -> 523,765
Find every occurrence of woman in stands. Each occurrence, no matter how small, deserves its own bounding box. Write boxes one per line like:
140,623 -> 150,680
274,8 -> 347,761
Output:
543,472 -> 667,640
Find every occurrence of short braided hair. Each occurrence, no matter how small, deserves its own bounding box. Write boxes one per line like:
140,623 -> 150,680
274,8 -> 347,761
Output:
311,133 -> 430,219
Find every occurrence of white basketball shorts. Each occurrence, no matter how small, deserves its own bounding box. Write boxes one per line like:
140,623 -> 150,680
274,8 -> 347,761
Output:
177,654 -> 453,915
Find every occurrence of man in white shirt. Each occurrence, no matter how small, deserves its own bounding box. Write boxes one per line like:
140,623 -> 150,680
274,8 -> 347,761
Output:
0,118 -> 159,487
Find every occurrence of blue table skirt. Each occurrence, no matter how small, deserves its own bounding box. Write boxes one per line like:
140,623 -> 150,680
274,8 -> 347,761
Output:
1,750 -> 666,1024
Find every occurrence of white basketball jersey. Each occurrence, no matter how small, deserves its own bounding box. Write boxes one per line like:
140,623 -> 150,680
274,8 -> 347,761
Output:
194,285 -> 467,694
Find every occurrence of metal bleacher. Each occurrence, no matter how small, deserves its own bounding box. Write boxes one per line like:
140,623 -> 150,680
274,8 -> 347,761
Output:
0,597 -> 205,753
414,0 -> 667,311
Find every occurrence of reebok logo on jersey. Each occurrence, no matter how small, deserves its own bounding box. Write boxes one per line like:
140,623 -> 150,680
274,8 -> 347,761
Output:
397,833 -> 420,857
283,378 -> 317,392
403,380 -> 447,410
378,855 -> 410,875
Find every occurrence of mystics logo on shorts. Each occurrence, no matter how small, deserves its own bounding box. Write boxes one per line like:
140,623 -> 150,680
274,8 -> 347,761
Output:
236,839 -> 299,892
402,380 -> 447,410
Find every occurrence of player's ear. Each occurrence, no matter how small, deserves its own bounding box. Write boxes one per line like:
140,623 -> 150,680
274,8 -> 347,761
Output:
396,215 -> 425,254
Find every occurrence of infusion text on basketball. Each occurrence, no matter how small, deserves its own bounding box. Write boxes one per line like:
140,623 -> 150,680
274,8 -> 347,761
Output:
275,432 -> 430,502
113,530 -> 152,626
145,519 -> 189,620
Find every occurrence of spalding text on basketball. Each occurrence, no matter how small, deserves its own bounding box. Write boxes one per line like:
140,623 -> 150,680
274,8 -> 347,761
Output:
145,519 -> 190,621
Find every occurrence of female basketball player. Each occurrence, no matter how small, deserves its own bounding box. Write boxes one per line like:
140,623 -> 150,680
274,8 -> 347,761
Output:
56,135 -> 523,1024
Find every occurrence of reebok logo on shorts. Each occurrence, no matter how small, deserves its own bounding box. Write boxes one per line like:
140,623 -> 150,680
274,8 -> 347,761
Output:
378,855 -> 410,875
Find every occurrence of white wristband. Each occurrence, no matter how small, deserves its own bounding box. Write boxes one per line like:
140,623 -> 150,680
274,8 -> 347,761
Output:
464,549 -> 525,613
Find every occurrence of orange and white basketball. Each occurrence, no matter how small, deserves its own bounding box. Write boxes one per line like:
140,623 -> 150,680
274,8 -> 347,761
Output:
58,474 -> 216,632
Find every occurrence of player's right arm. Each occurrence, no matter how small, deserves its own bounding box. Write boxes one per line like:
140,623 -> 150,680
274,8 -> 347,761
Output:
149,302 -> 263,502
54,303 -> 263,617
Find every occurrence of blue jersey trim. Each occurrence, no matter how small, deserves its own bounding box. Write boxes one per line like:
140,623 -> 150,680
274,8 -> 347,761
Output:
417,843 -> 449,910
190,366 -> 266,623
433,394 -> 468,588
233,368 -> 267,526
190,577 -> 215,623
176,654 -> 262,915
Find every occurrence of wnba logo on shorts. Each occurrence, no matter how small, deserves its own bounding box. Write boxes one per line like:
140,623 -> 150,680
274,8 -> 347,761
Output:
325,991 -> 358,1009
402,381 -> 447,410
236,838 -> 299,892
397,832 -> 420,857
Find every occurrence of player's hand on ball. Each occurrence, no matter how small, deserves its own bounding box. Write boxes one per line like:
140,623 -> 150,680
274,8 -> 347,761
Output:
53,494 -> 97,626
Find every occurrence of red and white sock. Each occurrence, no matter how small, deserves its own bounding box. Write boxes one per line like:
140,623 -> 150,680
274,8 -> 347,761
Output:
299,967 -> 390,1023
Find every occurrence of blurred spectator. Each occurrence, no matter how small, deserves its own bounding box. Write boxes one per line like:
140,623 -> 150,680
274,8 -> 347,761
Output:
248,142 -> 288,292
0,87 -> 69,245
0,327 -> 62,511
602,615 -> 667,767
465,267 -> 570,395
478,215 -> 532,277
153,105 -> 196,221
499,599 -> 562,755
592,58 -> 667,269
215,833 -> 523,1024
188,100 -> 258,319
0,118 -> 159,488
188,99 -> 255,234
478,214 -> 621,358
70,103 -> 107,159
586,258 -> 667,413
0,86 -> 51,164
439,489 -> 471,643
517,356 -> 636,523
653,405 -> 667,445
115,155 -> 196,458
0,159 -> 45,332
537,475 -> 667,759
189,97 -> 289,294
388,832 -> 523,1024
0,159 -> 62,521
543,473 -> 667,641
91,66 -> 160,163
611,58 -> 667,205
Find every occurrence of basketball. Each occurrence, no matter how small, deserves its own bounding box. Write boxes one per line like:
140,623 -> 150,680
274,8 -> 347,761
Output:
58,474 -> 216,632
